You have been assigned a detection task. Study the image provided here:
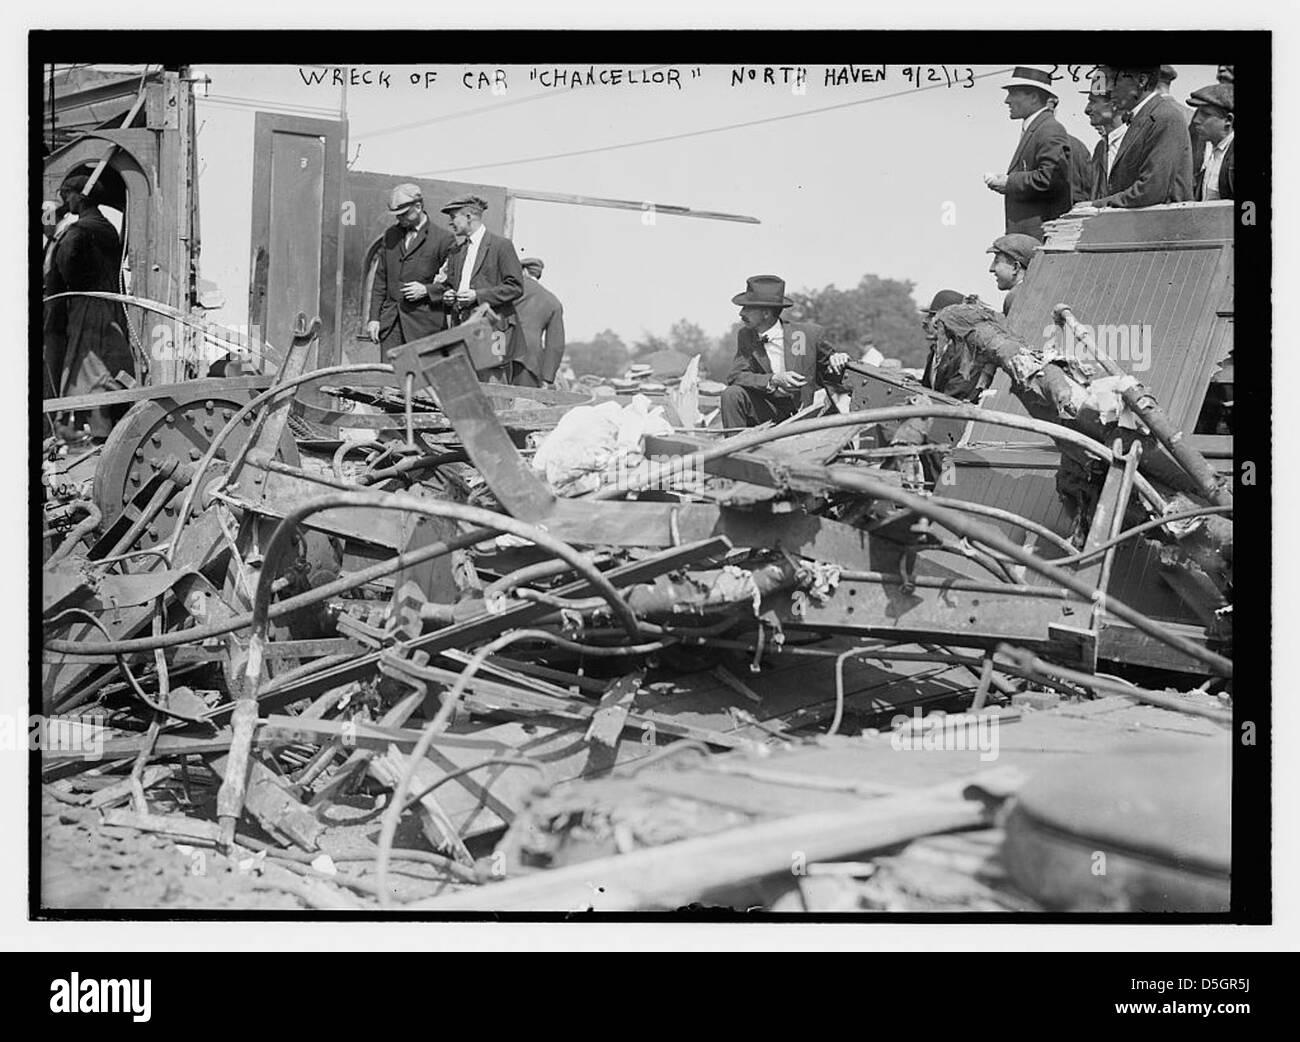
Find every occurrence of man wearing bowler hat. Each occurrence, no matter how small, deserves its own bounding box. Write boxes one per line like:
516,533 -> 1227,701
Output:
436,193 -> 525,379
920,289 -> 966,389
983,66 -> 1072,240
720,275 -> 850,429
367,182 -> 456,348
1186,83 -> 1234,201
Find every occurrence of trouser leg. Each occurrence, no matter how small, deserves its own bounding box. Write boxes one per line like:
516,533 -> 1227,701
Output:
719,384 -> 794,428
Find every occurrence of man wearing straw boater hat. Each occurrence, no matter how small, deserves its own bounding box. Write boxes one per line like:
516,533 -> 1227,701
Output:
983,65 -> 1072,241
719,274 -> 849,429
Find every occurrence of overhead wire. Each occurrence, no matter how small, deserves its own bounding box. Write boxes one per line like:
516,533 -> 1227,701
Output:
416,66 -> 1014,176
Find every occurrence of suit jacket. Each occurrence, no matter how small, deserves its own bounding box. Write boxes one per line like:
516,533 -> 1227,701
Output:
1089,136 -> 1108,203
368,218 -> 456,341
1096,93 -> 1193,209
514,275 -> 566,381
45,206 -> 133,396
1004,109 -> 1072,240
1195,137 -> 1235,201
440,229 -> 525,370
1066,134 -> 1094,206
725,319 -> 837,411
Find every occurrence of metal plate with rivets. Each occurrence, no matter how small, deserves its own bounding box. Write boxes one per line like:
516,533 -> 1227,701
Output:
93,386 -> 301,545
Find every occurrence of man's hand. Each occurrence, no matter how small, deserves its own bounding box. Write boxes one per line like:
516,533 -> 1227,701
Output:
367,320 -> 381,343
826,351 -> 851,375
442,288 -> 457,307
770,371 -> 807,394
455,289 -> 478,306
402,282 -> 428,302
984,173 -> 1008,194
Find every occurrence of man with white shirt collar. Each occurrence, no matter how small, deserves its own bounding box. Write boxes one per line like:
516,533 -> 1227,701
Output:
1077,64 -> 1192,209
1187,83 -> 1234,201
1081,88 -> 1127,201
435,193 -> 525,378
984,66 -> 1071,241
720,275 -> 850,428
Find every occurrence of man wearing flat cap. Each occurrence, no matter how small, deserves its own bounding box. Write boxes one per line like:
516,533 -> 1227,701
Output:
1076,65 -> 1192,209
720,275 -> 850,428
436,194 -> 525,379
1187,83 -> 1234,201
367,182 -> 457,348
984,66 -> 1072,241
513,256 -> 567,387
44,171 -> 135,437
920,290 -> 965,389
987,234 -> 1040,318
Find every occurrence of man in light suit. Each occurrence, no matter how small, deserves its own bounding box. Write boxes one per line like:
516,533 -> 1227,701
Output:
720,275 -> 850,428
984,66 -> 1072,241
1079,65 -> 1193,209
367,183 -> 457,348
436,193 -> 525,379
513,256 -> 567,387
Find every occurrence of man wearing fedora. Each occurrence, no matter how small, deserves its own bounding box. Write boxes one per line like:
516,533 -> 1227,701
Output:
1187,83 -> 1234,201
1076,65 -> 1192,209
367,183 -> 457,349
436,193 -> 525,378
983,66 -> 1072,241
513,256 -> 567,387
720,275 -> 850,429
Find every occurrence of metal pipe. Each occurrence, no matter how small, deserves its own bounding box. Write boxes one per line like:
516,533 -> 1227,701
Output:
1054,304 -> 1231,507
590,403 -> 1168,513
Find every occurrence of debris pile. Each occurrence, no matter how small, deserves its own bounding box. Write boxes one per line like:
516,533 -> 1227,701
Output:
41,308 -> 1233,913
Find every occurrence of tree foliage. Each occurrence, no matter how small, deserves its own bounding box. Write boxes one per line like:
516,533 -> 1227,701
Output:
788,274 -> 927,368
565,328 -> 630,378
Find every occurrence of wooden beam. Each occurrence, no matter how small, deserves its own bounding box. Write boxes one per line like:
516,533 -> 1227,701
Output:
509,187 -> 759,225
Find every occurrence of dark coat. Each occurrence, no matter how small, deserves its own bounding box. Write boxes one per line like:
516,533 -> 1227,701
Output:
1096,93 -> 1193,209
1066,134 -> 1094,206
1195,136 -> 1235,201
1004,109 -> 1072,240
725,318 -> 837,412
442,228 -> 526,369
368,217 -> 457,343
1090,136 -> 1109,203
514,275 -> 566,381
44,206 -> 134,397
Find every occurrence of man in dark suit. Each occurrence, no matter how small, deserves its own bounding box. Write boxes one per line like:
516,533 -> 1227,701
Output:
1187,84 -> 1234,201
920,289 -> 965,390
1046,95 -> 1095,208
45,173 -> 136,437
513,256 -> 566,387
367,183 -> 456,348
984,66 -> 1071,241
1080,65 -> 1193,209
720,275 -> 850,428
437,193 -> 525,379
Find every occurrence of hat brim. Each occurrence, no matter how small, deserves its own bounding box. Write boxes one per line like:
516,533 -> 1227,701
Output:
731,293 -> 793,307
1003,78 -> 1058,97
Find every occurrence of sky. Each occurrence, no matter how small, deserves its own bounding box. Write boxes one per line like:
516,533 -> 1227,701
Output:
192,61 -> 1219,349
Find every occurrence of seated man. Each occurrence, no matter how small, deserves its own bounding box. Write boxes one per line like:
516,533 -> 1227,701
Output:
720,274 -> 849,428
